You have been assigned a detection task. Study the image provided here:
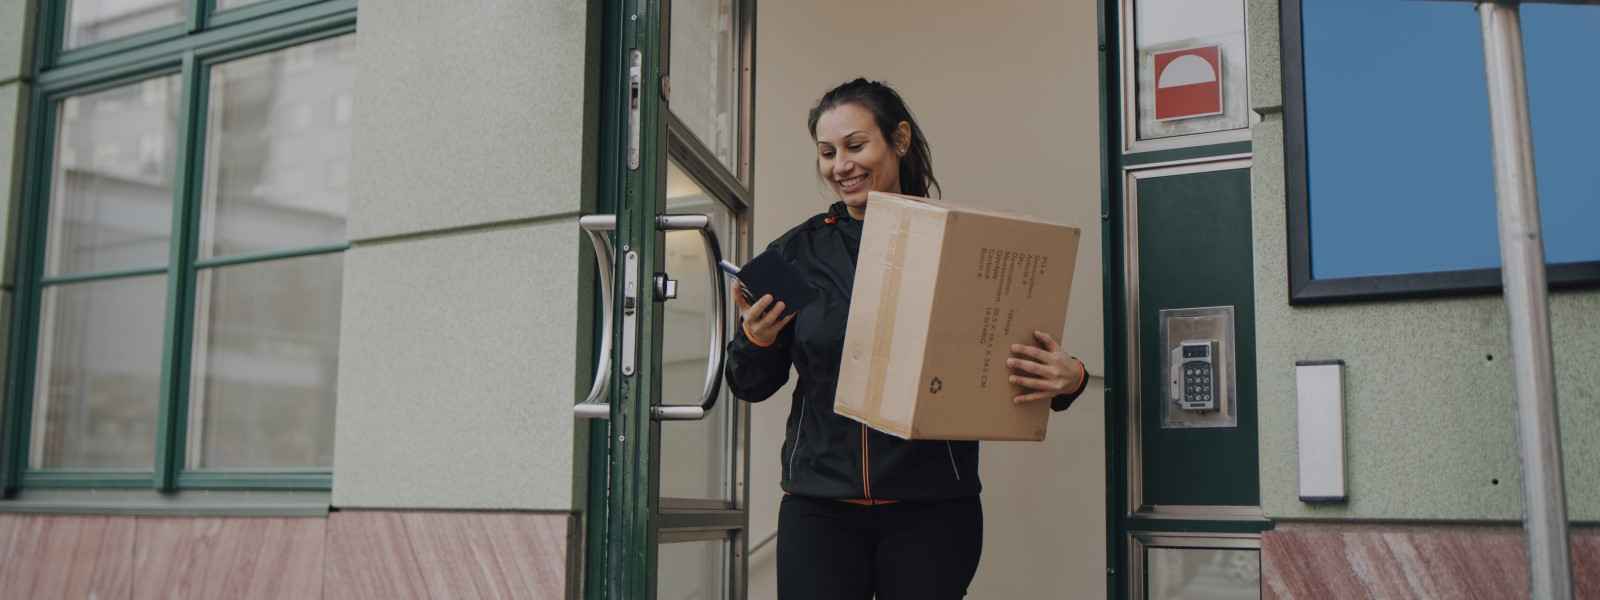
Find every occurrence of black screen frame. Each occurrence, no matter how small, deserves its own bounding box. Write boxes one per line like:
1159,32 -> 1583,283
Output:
1280,0 -> 1600,305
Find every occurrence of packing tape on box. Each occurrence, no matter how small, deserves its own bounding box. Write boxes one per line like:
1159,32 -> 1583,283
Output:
862,213 -> 911,419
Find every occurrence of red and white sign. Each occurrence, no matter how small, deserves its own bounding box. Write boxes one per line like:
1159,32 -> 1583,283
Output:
1153,46 -> 1223,121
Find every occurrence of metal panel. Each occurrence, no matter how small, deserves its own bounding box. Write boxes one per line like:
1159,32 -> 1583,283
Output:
1123,158 -> 1260,513
1294,360 -> 1346,502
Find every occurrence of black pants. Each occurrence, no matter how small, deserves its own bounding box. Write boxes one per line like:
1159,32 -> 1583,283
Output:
776,494 -> 983,600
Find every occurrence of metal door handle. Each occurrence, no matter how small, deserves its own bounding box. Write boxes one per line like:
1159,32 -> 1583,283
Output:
575,215 -> 617,419
573,214 -> 728,421
653,214 -> 728,421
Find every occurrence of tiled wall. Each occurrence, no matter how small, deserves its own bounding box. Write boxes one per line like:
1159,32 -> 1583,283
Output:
0,511 -> 576,599
1263,522 -> 1600,599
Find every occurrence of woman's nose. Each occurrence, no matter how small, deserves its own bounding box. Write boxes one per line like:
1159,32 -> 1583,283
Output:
832,158 -> 856,178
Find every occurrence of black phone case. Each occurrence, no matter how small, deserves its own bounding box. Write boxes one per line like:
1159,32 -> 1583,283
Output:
736,249 -> 818,317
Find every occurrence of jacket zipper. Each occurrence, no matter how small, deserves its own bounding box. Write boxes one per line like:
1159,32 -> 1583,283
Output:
946,441 -> 962,481
860,424 -> 872,500
787,397 -> 807,479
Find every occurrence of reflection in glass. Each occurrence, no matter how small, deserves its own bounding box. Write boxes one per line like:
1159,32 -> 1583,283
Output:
200,35 -> 356,259
216,0 -> 269,11
65,0 -> 186,49
660,160 -> 737,501
46,75 -> 182,277
1147,547 -> 1260,600
670,0 -> 739,172
658,538 -> 728,600
29,275 -> 166,470
187,254 -> 343,469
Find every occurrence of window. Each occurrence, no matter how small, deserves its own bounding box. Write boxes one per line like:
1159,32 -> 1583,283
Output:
1121,0 -> 1251,153
3,0 -> 356,493
63,0 -> 188,50
1283,0 -> 1600,303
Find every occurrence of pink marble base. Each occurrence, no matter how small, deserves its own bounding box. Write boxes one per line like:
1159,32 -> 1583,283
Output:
1263,523 -> 1600,599
0,511 -> 576,599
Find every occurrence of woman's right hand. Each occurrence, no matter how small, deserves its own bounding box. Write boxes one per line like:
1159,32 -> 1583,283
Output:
734,287 -> 795,347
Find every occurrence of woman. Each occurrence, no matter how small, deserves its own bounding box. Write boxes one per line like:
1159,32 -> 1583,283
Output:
725,78 -> 1089,600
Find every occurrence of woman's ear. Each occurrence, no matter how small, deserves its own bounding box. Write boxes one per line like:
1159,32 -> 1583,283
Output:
894,121 -> 912,156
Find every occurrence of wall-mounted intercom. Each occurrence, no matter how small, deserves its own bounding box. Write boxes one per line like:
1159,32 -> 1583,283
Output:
1170,340 -> 1218,411
1158,306 -> 1237,429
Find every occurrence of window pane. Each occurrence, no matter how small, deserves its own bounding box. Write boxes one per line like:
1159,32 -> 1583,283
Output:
1147,547 -> 1259,600
660,160 -> 737,501
1302,1 -> 1600,279
29,275 -> 167,470
199,35 -> 356,259
669,0 -> 739,173
658,538 -> 728,600
65,0 -> 186,50
46,75 -> 182,278
1522,4 -> 1600,266
186,253 -> 343,469
216,0 -> 269,11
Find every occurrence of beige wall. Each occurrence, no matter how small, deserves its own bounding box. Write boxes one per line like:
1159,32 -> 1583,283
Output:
749,0 -> 1106,597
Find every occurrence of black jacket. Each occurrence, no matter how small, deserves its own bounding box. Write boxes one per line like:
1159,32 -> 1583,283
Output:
725,202 -> 1085,501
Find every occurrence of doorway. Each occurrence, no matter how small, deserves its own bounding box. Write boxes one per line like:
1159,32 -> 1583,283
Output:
745,1 -> 1107,598
580,0 -> 1267,598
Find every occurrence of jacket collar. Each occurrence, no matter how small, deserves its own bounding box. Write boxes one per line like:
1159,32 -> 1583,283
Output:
827,201 -> 856,223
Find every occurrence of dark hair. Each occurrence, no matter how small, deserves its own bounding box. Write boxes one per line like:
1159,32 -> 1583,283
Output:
807,78 -> 941,198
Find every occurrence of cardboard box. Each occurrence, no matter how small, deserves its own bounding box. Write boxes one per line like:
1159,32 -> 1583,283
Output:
834,192 -> 1081,441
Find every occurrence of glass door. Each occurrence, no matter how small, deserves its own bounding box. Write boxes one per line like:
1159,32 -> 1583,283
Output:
578,0 -> 755,599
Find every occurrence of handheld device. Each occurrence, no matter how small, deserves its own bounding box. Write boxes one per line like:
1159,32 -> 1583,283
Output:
726,250 -> 817,317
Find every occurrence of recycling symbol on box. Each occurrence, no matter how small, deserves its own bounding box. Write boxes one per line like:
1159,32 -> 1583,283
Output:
929,377 -> 944,394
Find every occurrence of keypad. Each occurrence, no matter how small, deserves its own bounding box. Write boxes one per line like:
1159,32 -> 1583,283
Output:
1182,361 -> 1213,406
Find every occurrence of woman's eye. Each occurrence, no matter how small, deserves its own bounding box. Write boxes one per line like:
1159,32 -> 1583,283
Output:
846,145 -> 862,152
820,151 -> 834,159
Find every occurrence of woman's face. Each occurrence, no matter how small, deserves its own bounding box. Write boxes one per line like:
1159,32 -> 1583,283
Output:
814,103 -> 908,212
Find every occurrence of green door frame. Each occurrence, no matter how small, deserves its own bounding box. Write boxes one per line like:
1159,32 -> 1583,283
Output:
1100,0 -> 1139,598
583,0 -> 628,595
1098,0 -> 1128,595
585,0 -> 756,598
600,0 -> 671,597
1099,0 -> 1271,597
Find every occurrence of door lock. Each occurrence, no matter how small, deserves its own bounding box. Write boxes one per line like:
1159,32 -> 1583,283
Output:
621,250 -> 639,376
655,274 -> 678,300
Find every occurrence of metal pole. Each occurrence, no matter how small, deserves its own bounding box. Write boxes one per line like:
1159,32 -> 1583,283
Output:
1476,3 -> 1573,599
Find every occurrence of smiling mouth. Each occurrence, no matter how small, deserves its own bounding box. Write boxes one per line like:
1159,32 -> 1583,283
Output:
836,174 -> 868,193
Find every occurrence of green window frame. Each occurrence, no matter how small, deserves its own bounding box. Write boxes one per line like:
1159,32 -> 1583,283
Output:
1,0 -> 358,496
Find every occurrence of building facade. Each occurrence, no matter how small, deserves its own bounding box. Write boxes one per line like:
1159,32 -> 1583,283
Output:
0,0 -> 1594,598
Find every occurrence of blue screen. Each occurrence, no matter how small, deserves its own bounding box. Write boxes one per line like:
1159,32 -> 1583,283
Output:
1302,1 -> 1600,279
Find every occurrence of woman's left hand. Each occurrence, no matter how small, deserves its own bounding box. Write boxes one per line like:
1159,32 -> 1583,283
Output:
1007,331 -> 1085,404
